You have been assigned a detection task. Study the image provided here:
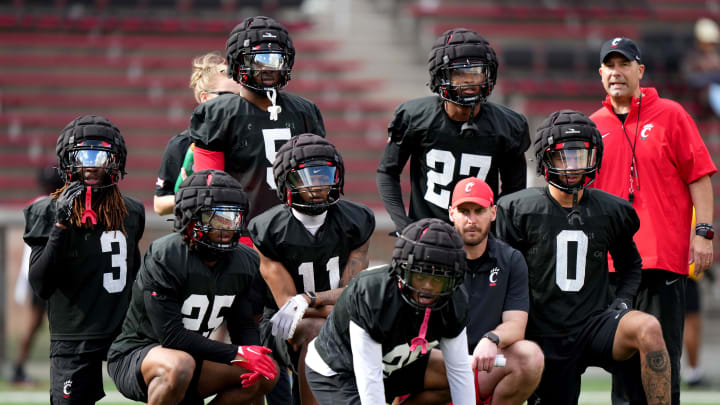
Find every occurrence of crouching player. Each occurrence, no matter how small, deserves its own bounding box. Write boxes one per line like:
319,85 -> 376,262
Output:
107,170 -> 278,404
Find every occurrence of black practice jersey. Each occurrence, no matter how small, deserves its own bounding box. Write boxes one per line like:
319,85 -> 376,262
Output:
495,187 -> 642,338
189,93 -> 325,220
23,195 -> 145,340
108,233 -> 264,364
155,129 -> 192,197
377,96 -> 529,228
314,265 -> 469,377
248,201 -> 375,306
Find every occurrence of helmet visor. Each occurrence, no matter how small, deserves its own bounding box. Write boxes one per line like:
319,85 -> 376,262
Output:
449,65 -> 489,87
70,140 -> 115,169
548,142 -> 597,172
244,52 -> 286,70
287,163 -> 337,189
200,205 -> 244,231
408,270 -> 453,295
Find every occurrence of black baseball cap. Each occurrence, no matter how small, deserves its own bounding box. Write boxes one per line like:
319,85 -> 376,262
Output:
600,37 -> 642,64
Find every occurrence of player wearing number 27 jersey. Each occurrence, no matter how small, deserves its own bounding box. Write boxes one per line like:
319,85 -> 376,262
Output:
377,28 -> 529,232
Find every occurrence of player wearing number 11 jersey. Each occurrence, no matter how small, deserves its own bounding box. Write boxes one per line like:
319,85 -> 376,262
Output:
248,134 -> 374,404
496,110 -> 671,405
377,28 -> 529,233
24,116 -> 145,404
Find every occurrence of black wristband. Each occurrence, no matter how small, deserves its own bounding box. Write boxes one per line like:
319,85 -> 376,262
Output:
305,291 -> 316,307
482,331 -> 500,346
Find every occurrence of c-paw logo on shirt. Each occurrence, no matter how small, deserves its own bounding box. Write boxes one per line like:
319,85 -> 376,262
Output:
640,123 -> 654,140
489,267 -> 500,286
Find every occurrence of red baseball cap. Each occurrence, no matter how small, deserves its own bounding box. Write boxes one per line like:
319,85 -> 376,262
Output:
451,177 -> 494,208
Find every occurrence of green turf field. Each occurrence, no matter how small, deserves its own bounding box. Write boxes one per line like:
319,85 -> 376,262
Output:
1,374 -> 718,405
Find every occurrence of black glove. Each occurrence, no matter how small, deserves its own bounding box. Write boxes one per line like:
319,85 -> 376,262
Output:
609,297 -> 632,312
55,181 -> 83,226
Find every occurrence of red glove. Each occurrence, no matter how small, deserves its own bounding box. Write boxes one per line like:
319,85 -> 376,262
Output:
230,345 -> 276,388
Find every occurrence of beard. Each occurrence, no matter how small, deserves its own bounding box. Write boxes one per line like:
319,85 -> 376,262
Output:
461,227 -> 489,247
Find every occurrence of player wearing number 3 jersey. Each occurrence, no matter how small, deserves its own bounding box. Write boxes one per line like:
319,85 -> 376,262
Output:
189,16 -> 325,222
496,110 -> 671,405
377,28 -> 529,233
248,134 -> 374,404
23,116 -> 145,404
108,170 -> 278,404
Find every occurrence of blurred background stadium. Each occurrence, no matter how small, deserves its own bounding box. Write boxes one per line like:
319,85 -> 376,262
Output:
0,0 -> 719,402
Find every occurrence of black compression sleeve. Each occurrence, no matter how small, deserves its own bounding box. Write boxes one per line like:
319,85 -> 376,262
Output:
28,225 -> 69,299
144,289 -> 237,364
376,171 -> 412,233
611,242 -> 643,301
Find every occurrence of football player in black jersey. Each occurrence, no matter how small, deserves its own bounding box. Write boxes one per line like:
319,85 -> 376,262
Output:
247,134 -> 375,405
108,170 -> 278,404
305,218 -> 474,405
495,110 -> 670,405
189,16 -> 325,222
377,28 -> 530,233
449,177 -> 544,404
23,115 -> 145,404
153,51 -> 243,215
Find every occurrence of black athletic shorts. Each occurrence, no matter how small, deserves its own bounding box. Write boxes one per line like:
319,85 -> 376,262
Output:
686,277 -> 700,313
107,344 -> 204,405
306,348 -> 431,404
527,307 -> 632,405
50,351 -> 106,404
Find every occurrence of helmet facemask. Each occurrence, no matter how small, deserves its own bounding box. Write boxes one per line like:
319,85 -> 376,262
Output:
395,258 -> 462,310
190,204 -> 246,252
542,140 -> 599,194
286,160 -> 341,216
64,139 -> 122,190
237,49 -> 291,93
438,59 -> 493,107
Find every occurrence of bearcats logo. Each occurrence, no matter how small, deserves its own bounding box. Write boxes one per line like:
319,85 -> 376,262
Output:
611,37 -> 622,47
63,379 -> 72,398
640,123 -> 654,139
464,181 -> 475,193
489,266 -> 500,286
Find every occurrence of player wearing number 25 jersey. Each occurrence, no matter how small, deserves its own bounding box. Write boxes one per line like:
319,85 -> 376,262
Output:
496,110 -> 670,405
24,116 -> 145,404
108,170 -> 277,404
190,16 -> 325,221
377,28 -> 529,232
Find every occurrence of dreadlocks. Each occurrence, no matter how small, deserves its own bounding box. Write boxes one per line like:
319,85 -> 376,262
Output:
51,184 -> 129,234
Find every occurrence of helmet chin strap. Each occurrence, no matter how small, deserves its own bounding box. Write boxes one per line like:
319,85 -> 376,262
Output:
567,189 -> 584,226
266,88 -> 282,121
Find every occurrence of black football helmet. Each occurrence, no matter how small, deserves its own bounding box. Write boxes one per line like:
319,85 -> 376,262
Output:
273,134 -> 344,216
428,28 -> 498,107
225,16 -> 295,93
534,110 -> 604,194
55,115 -> 127,188
174,169 -> 249,254
390,218 -> 467,310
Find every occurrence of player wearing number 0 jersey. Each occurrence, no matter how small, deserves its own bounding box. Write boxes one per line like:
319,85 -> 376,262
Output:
248,134 -> 374,404
496,110 -> 671,405
24,116 -> 145,404
377,28 -> 529,232
108,170 -> 277,404
190,16 -> 325,222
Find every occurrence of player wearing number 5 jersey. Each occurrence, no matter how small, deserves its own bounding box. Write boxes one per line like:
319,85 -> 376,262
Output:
248,134 -> 374,404
23,116 -> 145,404
108,170 -> 278,404
496,110 -> 671,405
190,16 -> 325,221
377,28 -> 529,233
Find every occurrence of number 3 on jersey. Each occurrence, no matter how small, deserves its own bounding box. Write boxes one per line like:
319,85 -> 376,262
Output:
424,149 -> 492,208
263,128 -> 292,189
101,231 -> 127,293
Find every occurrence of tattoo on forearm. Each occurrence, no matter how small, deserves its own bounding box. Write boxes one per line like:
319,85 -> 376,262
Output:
316,289 -> 343,307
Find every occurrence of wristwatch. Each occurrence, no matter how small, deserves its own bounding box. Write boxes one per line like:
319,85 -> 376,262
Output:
482,331 -> 500,346
696,223 -> 715,240
304,291 -> 317,307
